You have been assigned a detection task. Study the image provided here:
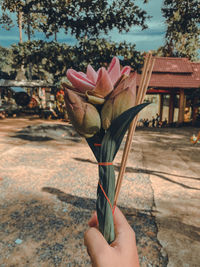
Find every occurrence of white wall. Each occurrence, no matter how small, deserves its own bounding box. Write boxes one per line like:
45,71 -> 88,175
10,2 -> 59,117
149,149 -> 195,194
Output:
138,94 -> 179,122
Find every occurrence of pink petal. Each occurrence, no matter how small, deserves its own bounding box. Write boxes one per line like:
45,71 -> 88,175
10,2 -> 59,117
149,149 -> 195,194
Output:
97,69 -> 100,75
86,65 -> 98,84
79,72 -> 87,78
109,71 -> 137,99
121,66 -> 131,76
67,69 -> 95,92
93,67 -> 113,98
107,57 -> 121,85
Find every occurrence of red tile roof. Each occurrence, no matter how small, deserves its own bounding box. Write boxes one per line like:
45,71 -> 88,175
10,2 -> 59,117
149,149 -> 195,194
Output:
147,73 -> 199,89
153,57 -> 193,73
137,57 -> 200,90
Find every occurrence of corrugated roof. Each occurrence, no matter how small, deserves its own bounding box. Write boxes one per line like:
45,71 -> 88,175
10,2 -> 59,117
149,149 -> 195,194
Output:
137,57 -> 200,90
148,73 -> 199,89
153,57 -> 193,73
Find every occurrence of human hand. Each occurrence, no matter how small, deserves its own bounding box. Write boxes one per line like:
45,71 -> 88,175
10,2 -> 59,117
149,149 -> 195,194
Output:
84,207 -> 140,267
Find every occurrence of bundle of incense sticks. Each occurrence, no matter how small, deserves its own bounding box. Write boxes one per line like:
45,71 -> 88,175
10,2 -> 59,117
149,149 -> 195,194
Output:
114,52 -> 155,205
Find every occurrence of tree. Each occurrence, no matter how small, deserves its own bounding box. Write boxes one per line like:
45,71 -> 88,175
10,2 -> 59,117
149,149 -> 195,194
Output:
162,0 -> 200,61
1,0 -> 150,40
0,0 -> 47,79
0,0 -> 149,81
35,0 -> 150,39
11,39 -> 144,83
0,46 -> 15,79
0,0 -> 48,42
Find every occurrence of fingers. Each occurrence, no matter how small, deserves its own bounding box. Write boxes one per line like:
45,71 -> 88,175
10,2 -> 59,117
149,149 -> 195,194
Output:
88,212 -> 98,227
111,207 -> 139,266
113,207 -> 131,232
113,207 -> 134,236
84,227 -> 110,263
85,208 -> 139,267
85,212 -> 110,263
111,207 -> 137,250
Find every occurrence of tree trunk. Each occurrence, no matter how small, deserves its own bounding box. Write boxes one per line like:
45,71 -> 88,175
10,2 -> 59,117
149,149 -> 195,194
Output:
27,3 -> 32,80
18,12 -> 23,43
17,11 -> 26,80
27,17 -> 31,41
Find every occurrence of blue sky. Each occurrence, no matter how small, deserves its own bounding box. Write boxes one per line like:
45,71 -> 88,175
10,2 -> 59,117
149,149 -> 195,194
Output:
0,0 -> 166,52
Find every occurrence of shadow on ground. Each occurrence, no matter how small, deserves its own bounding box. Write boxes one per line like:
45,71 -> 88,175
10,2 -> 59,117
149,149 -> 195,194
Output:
0,188 -> 168,267
11,124 -> 82,143
73,157 -> 200,191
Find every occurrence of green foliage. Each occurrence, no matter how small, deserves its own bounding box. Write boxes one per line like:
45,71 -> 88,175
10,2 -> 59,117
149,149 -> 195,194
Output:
0,0 -> 50,39
74,38 -> 144,70
23,0 -> 150,39
0,0 -> 150,40
0,12 -> 14,30
10,39 -> 144,83
0,0 -> 147,79
162,0 -> 200,61
0,46 -> 15,79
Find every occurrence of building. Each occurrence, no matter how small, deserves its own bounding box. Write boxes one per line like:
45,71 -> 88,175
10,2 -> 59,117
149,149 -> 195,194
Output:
137,57 -> 200,124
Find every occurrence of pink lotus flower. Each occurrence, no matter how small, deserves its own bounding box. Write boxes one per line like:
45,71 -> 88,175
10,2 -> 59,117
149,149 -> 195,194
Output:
101,72 -> 137,129
66,57 -> 131,98
64,56 -> 137,137
64,89 -> 101,138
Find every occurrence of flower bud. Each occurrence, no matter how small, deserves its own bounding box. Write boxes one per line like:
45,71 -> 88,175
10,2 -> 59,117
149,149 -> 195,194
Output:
101,73 -> 137,130
64,89 -> 101,138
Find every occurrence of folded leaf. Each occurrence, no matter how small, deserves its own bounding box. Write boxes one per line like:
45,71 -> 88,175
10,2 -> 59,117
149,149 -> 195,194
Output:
101,103 -> 150,161
96,103 -> 150,243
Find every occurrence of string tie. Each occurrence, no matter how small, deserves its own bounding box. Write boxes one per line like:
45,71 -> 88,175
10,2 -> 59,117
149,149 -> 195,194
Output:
95,143 -> 116,214
94,143 -> 101,147
98,181 -> 116,215
98,162 -> 113,166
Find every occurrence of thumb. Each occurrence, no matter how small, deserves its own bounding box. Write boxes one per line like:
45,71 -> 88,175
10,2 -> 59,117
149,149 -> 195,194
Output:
111,207 -> 137,250
84,227 -> 109,260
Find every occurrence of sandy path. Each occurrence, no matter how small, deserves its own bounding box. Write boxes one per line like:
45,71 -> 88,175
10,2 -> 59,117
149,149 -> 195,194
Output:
0,118 -> 199,266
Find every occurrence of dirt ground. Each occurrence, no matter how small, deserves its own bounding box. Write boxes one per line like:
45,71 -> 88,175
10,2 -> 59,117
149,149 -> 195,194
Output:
0,117 -> 200,267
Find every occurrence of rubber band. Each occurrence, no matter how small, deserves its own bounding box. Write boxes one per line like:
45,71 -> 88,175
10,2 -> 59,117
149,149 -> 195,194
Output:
94,143 -> 101,147
112,205 -> 116,214
94,143 -> 115,214
98,162 -> 113,166
98,181 -> 116,215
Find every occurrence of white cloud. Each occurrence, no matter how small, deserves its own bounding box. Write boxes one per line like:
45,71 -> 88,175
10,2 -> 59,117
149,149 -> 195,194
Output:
0,0 -> 166,51
0,35 -> 19,41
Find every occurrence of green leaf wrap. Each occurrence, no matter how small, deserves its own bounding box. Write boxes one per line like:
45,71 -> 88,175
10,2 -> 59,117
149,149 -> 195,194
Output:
87,103 -> 150,243
97,164 -> 115,243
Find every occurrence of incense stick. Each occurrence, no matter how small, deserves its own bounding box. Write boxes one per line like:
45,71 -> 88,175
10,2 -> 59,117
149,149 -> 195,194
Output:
114,52 -> 155,205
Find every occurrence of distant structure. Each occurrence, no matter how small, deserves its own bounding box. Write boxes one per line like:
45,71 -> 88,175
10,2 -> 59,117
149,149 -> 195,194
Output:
0,80 -> 52,88
137,57 -> 200,124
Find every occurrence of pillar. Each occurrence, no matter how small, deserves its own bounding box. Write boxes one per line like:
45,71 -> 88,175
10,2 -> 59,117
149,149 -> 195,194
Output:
192,96 -> 198,126
168,92 -> 175,124
178,89 -> 185,124
159,94 -> 164,121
